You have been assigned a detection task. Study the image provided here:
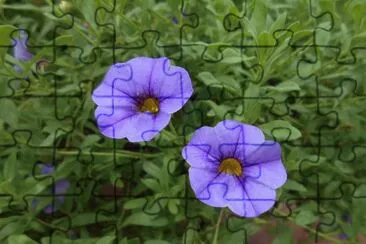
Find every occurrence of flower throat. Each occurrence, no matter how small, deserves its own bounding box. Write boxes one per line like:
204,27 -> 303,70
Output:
218,157 -> 242,176
139,97 -> 160,114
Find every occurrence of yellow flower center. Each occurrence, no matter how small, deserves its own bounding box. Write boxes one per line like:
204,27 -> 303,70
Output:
139,97 -> 159,114
218,157 -> 242,176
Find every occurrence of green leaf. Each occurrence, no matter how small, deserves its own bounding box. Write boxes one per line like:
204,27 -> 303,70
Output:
243,84 -> 262,123
251,0 -> 267,35
142,162 -> 162,181
266,81 -> 300,92
197,72 -> 237,94
204,101 -> 232,119
54,35 -> 74,46
216,75 -> 242,91
0,219 -> 26,240
197,72 -> 220,86
222,48 -> 256,64
144,240 -> 170,244
141,178 -> 161,192
295,210 -> 317,226
183,228 -> 199,244
257,32 -> 276,64
68,213 -> 115,228
0,180 -> 16,195
270,12 -> 287,35
260,120 -> 301,141
354,184 -> 366,197
122,212 -> 169,227
167,199 -> 179,215
334,160 -> 355,174
0,217 -> 18,227
79,135 -> 101,148
0,99 -> 18,127
56,83 -> 79,95
95,236 -> 116,244
0,25 -> 17,58
123,198 -> 146,210
282,179 -> 307,192
7,235 -> 38,244
3,151 -> 17,180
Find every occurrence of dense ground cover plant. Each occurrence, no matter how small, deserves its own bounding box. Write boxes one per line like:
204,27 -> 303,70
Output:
0,0 -> 366,243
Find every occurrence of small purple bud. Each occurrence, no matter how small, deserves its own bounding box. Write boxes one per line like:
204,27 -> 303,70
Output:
44,204 -> 56,214
41,164 -> 55,175
12,31 -> 34,86
38,163 -> 70,214
13,31 -> 33,62
172,16 -> 178,24
342,214 -> 352,224
339,233 -> 348,240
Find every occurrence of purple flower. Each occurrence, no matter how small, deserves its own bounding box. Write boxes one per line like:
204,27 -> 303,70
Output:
342,214 -> 351,224
338,233 -> 348,240
13,31 -> 33,73
338,214 -> 352,240
172,11 -> 187,24
34,164 -> 70,214
172,16 -> 179,24
92,57 -> 193,142
181,120 -> 287,218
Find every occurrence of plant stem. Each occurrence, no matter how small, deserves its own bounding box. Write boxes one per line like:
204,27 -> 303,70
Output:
212,208 -> 225,244
42,149 -> 163,158
35,218 -> 68,232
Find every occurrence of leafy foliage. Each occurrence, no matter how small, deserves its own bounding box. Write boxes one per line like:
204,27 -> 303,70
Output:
0,0 -> 366,243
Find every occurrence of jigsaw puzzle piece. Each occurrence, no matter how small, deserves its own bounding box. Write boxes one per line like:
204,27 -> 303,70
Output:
1,26 -> 84,100
0,91 -> 78,147
90,152 -> 144,242
180,0 -> 244,62
110,0 -> 198,61
215,33 -> 314,123
315,182 -> 366,243
0,28 -> 39,99
2,159 -> 76,243
0,30 -> 84,148
308,0 -> 366,63
41,0 -> 101,64
180,0 -> 310,63
93,154 -> 187,243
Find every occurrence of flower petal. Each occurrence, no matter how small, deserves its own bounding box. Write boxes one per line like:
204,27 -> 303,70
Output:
13,33 -> 33,61
149,57 -> 193,113
95,105 -> 171,142
182,126 -> 221,170
215,121 -> 266,162
189,167 -> 275,216
245,141 -> 282,166
44,204 -> 56,214
126,57 -> 158,96
227,178 -> 276,218
245,159 -> 287,189
99,63 -> 141,98
188,168 -> 226,207
124,112 -> 172,142
92,81 -> 137,108
95,106 -> 137,139
41,164 -> 54,175
55,180 -> 70,194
